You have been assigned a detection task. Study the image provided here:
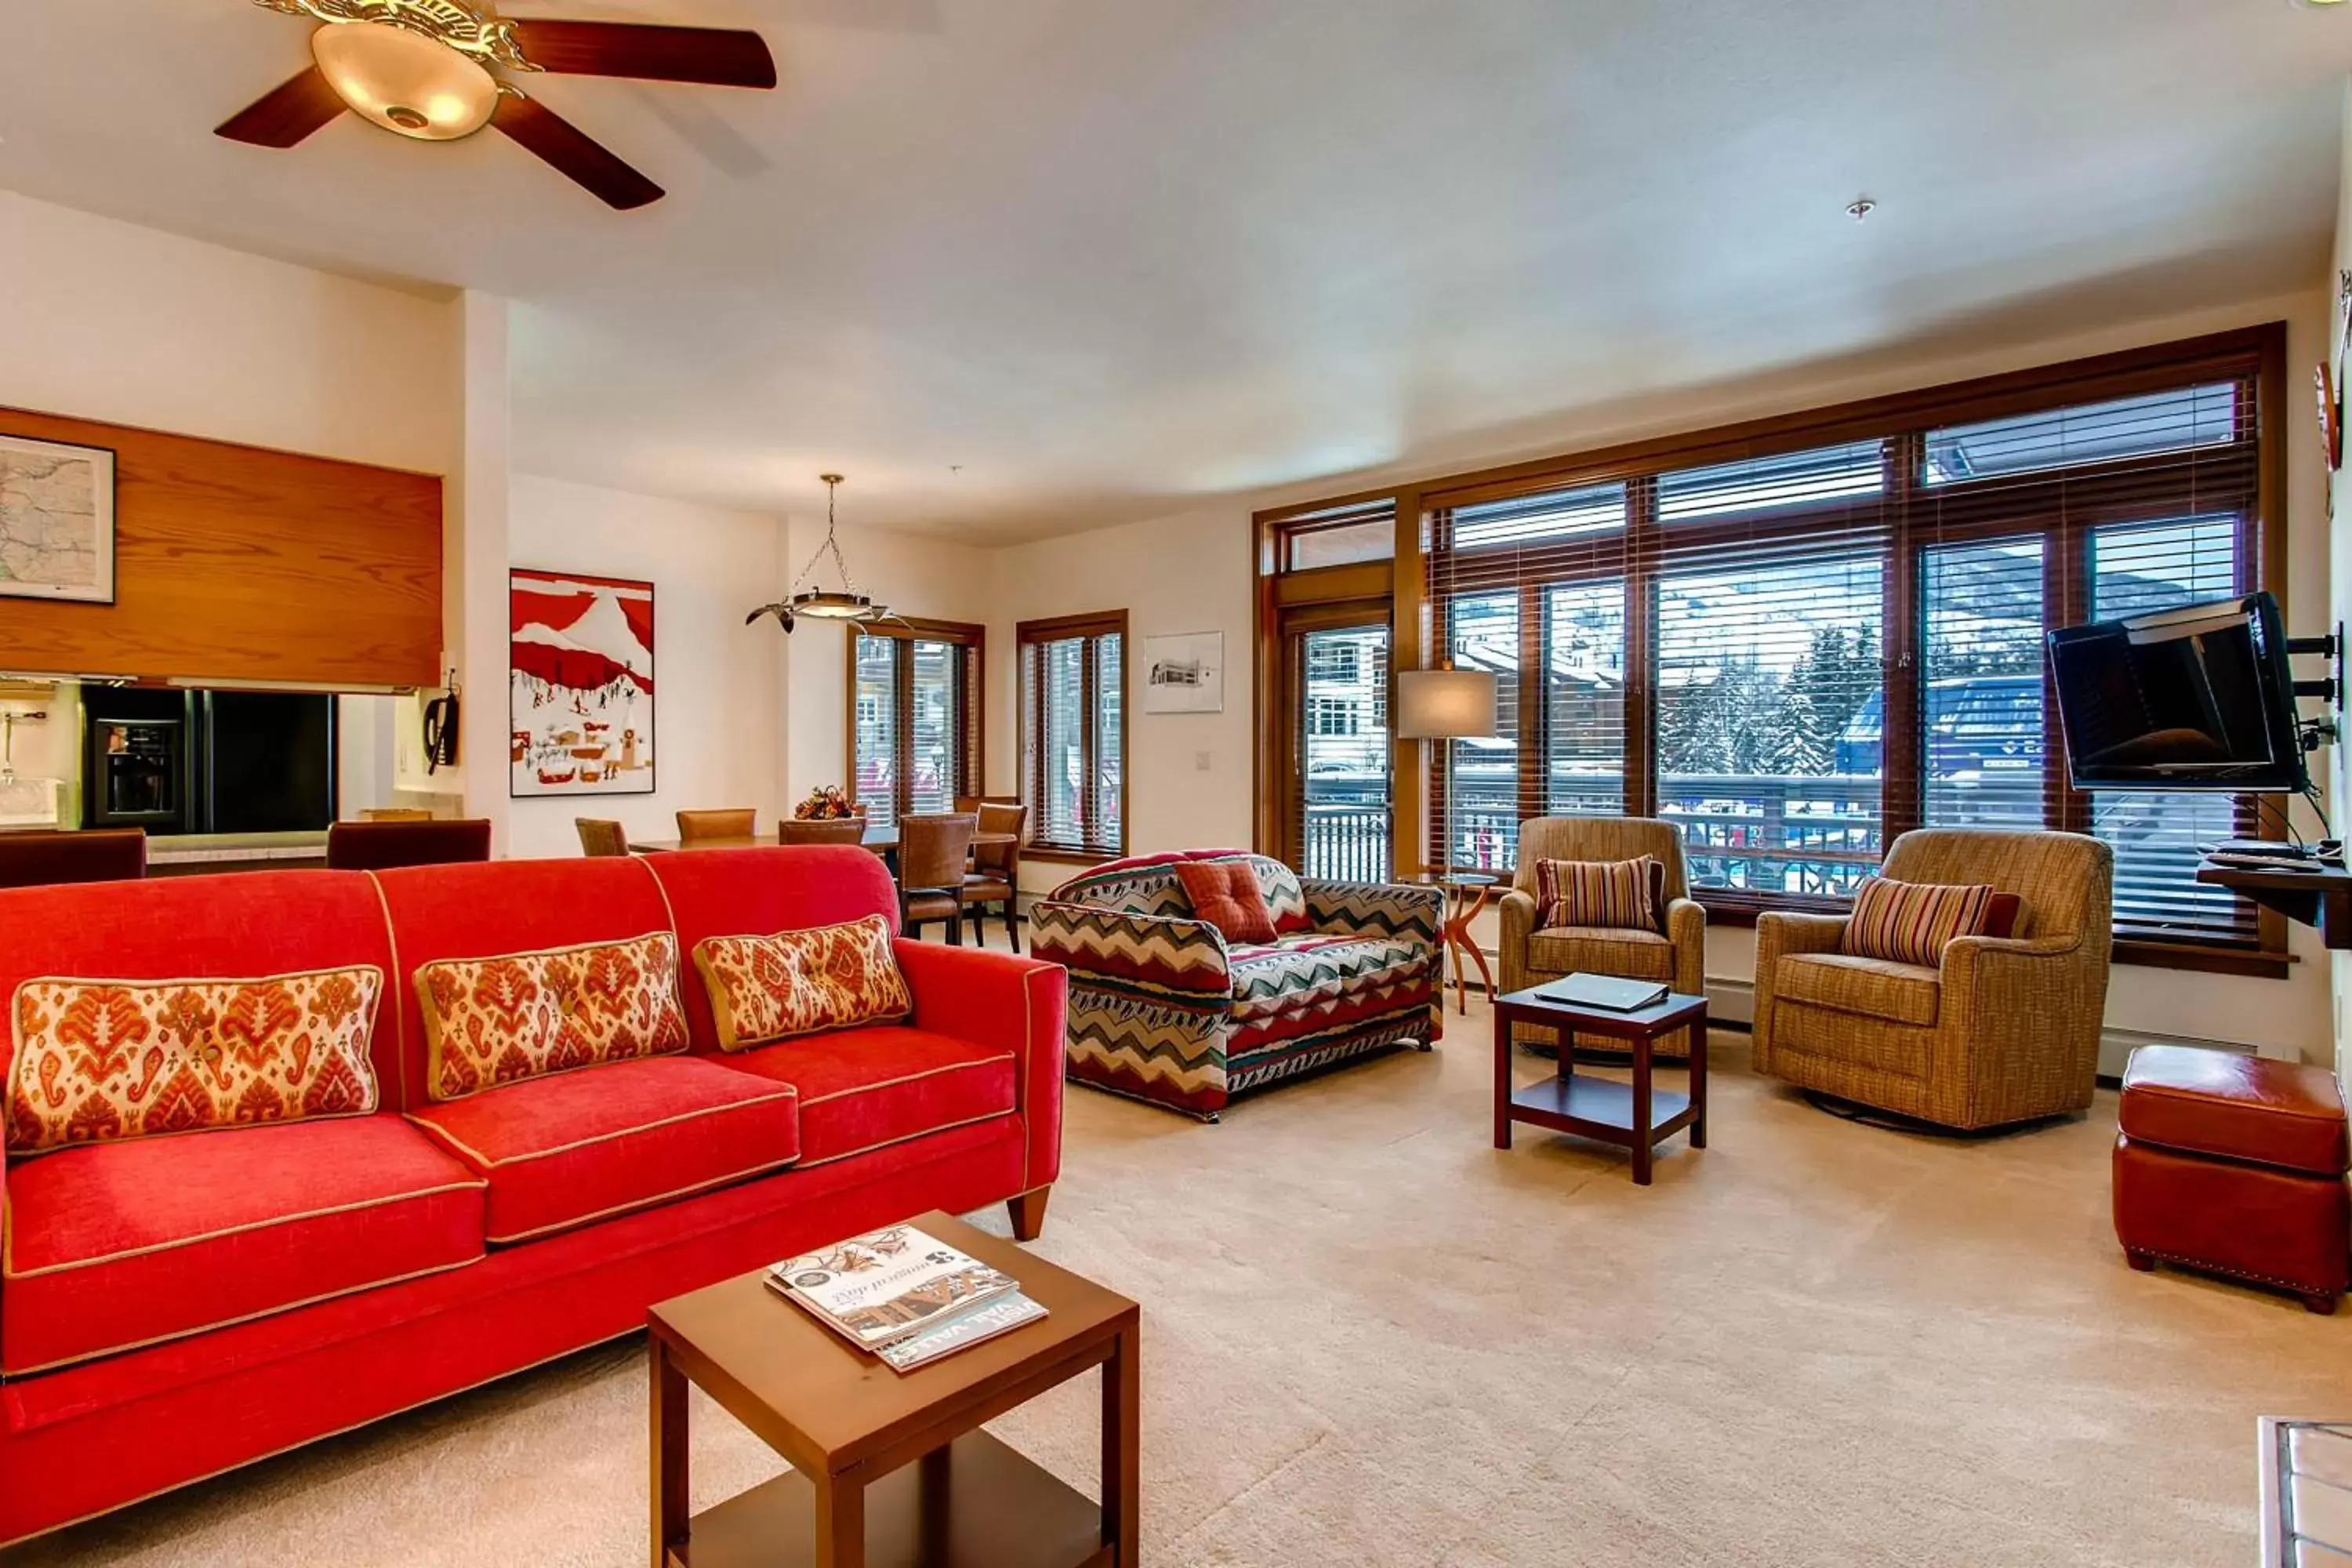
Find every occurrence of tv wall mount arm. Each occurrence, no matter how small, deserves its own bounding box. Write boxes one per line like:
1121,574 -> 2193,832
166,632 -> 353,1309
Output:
2290,626 -> 2343,753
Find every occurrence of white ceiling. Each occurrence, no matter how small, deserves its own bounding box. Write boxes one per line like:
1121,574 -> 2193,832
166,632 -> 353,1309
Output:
0,1 -> 2344,540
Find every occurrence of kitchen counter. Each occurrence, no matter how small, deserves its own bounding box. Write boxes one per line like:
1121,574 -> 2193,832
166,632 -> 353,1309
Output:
145,831 -> 328,867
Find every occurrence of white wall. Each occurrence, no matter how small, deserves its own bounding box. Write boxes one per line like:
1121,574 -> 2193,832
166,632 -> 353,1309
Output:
0,191 -> 458,476
504,474 -> 787,860
983,507 -> 1258,891
781,520 -> 999,809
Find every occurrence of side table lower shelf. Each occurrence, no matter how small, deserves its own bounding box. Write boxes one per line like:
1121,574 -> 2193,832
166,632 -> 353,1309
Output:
669,1429 -> 1109,1568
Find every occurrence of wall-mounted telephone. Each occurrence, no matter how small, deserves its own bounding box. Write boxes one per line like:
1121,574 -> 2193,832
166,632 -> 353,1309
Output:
422,676 -> 459,774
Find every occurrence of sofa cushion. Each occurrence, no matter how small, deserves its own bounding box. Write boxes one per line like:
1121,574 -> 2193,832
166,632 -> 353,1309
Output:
1229,934 -> 1433,1017
414,932 -> 689,1102
720,1026 -> 1015,1167
1174,861 -> 1277,945
1778,952 -> 1943,1028
9,966 -> 382,1153
2119,1044 -> 2350,1175
372,857 -> 684,1110
1524,926 -> 1675,983
405,1056 -> 800,1243
0,872 -> 405,1115
692,914 -> 912,1051
1,1116 -> 483,1374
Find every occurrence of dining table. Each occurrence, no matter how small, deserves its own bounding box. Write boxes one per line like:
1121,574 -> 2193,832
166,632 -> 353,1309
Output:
625,828 -> 1018,858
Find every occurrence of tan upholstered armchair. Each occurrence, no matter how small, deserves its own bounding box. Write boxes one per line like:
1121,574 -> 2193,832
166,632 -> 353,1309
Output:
1497,817 -> 1707,1057
1753,828 -> 2113,1130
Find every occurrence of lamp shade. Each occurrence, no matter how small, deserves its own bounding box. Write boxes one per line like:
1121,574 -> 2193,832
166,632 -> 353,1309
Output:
1395,668 -> 1498,739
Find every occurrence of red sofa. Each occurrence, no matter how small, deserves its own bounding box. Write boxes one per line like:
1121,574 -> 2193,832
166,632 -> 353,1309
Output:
0,846 -> 1065,1544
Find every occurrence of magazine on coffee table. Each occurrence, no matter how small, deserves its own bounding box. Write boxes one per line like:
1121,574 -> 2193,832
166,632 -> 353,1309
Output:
768,1224 -> 1024,1351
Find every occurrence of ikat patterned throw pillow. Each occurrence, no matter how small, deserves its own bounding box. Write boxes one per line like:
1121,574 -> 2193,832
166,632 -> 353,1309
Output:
692,914 -> 913,1051
415,932 -> 688,1101
9,967 -> 383,1153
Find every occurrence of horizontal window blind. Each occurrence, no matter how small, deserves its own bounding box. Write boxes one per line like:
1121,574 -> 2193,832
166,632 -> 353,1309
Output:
1404,330 -> 2279,957
851,622 -> 982,830
1653,443 -> 1889,902
1911,374 -> 2263,949
1020,613 -> 1126,858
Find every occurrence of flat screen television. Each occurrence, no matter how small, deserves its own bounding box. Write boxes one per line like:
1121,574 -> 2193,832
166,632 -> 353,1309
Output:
2046,590 -> 2307,793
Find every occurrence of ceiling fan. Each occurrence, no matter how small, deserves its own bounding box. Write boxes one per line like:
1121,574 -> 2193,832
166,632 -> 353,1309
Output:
215,0 -> 776,209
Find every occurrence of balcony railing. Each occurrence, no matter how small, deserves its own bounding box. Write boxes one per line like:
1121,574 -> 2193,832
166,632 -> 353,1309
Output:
1301,803 -> 1392,884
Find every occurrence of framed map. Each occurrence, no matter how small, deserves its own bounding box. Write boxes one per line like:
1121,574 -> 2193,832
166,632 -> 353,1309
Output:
0,434 -> 114,604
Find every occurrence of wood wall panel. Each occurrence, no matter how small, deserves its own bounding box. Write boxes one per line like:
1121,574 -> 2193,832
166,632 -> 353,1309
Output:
0,405 -> 443,689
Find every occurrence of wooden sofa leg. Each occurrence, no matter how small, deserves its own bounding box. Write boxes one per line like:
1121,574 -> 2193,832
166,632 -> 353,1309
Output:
1007,1187 -> 1051,1241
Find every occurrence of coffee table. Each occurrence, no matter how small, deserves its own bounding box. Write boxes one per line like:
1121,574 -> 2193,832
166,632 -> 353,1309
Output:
648,1210 -> 1140,1567
1492,984 -> 1708,1185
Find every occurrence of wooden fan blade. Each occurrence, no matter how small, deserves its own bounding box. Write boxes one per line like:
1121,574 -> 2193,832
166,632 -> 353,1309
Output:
508,20 -> 777,89
215,66 -> 348,148
492,93 -> 665,210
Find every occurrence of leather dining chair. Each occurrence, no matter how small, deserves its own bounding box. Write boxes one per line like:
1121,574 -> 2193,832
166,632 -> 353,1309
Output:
779,818 -> 869,847
961,801 -> 1026,946
677,808 -> 757,842
896,813 -> 978,944
0,829 -> 147,889
325,818 -> 493,871
575,818 -> 631,857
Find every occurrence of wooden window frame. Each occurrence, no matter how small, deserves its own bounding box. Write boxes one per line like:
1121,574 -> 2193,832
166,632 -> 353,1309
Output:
1017,610 -> 1130,865
844,617 -> 985,825
1252,325 -> 2292,977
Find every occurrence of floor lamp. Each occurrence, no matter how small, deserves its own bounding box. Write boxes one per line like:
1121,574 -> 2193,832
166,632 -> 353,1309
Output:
1397,666 -> 1501,1009
1396,667 -> 1501,873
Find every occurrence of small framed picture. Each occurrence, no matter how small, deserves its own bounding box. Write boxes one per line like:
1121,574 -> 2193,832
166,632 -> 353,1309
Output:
0,433 -> 116,604
1142,632 -> 1225,714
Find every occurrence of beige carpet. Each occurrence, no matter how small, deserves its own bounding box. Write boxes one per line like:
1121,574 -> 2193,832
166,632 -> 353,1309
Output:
10,986 -> 2347,1566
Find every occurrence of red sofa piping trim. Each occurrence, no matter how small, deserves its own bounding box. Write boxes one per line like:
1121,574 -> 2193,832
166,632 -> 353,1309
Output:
1023,964 -> 1048,1181
2,1179 -> 488,1279
5,1255 -> 487,1377
795,1111 -> 1009,1171
401,1088 -> 800,1170
798,1054 -> 1014,1108
362,871 -> 411,1114
479,1157 -> 805,1245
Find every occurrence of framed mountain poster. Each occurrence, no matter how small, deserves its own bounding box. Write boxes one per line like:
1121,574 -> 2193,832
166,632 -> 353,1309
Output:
510,569 -> 655,797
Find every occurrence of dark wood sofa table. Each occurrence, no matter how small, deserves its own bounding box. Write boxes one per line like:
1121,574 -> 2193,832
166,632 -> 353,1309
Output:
648,1210 -> 1141,1568
1493,985 -> 1708,1185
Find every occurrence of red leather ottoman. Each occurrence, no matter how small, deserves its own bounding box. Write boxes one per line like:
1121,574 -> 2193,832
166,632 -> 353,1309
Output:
2114,1044 -> 2351,1314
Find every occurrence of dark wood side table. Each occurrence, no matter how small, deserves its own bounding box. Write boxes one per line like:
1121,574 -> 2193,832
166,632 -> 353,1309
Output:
648,1210 -> 1141,1568
1492,985 -> 1708,1185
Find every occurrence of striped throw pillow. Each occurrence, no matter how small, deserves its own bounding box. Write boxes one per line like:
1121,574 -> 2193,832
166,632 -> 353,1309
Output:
1532,856 -> 1661,933
1841,877 -> 1999,968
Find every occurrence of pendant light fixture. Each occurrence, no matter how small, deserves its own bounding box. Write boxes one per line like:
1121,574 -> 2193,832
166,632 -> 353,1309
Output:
745,474 -> 900,633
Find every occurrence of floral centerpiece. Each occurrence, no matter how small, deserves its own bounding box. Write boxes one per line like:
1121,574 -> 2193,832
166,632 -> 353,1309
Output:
793,785 -> 859,821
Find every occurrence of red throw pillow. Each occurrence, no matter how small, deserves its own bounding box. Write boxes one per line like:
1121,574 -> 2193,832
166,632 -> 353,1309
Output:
1174,861 -> 1277,945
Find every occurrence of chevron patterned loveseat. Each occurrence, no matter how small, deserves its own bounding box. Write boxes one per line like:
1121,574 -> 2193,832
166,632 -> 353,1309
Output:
1029,850 -> 1444,1120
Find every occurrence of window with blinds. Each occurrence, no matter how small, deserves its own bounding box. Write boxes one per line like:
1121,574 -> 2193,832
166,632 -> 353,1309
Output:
1019,612 -> 1127,858
848,622 -> 982,829
1414,326 -> 2283,964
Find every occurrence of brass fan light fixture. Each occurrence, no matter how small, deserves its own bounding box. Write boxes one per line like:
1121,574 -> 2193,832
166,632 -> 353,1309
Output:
216,0 -> 776,209
746,476 -> 903,633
